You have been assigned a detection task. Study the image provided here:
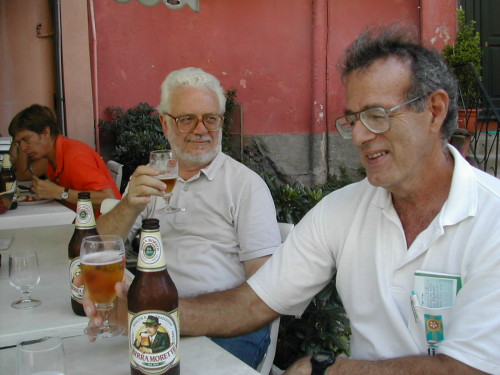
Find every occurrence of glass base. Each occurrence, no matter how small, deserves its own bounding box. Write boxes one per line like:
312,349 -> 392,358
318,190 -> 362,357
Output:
85,324 -> 124,338
158,206 -> 181,214
11,298 -> 41,310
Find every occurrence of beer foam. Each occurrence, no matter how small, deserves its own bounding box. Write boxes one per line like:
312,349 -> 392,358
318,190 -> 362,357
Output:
81,250 -> 121,265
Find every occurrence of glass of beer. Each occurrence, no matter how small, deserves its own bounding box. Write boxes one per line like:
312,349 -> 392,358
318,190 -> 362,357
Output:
80,235 -> 125,338
149,150 -> 180,214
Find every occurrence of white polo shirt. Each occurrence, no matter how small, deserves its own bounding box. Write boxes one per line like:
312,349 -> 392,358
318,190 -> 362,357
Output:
248,145 -> 500,373
130,151 -> 281,298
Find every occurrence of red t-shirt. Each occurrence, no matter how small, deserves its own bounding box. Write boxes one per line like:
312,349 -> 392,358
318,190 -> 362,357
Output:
46,136 -> 121,215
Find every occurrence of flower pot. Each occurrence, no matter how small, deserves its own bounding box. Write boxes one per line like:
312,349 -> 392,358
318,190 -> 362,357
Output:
458,109 -> 479,132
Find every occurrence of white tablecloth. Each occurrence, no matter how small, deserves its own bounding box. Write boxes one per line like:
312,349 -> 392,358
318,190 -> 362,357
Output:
0,200 -> 75,229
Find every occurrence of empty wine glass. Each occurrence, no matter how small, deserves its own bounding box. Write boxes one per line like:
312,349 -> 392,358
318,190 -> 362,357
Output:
149,150 -> 180,214
80,235 -> 125,338
9,250 -> 41,309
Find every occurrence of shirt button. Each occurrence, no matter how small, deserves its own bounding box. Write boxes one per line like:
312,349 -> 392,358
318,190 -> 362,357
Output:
181,208 -> 186,212
183,186 -> 189,191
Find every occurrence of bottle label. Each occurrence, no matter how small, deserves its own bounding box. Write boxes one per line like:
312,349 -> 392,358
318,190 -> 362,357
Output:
128,310 -> 180,374
5,181 -> 14,191
75,200 -> 96,228
137,231 -> 167,271
69,257 -> 84,302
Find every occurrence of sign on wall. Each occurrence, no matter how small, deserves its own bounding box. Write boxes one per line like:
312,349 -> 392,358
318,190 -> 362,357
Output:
115,0 -> 199,12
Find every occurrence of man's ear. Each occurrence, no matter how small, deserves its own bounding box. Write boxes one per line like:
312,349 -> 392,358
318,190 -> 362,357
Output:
42,125 -> 52,138
427,89 -> 449,133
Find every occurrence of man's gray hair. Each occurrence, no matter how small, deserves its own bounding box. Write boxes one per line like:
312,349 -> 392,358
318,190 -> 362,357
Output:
339,25 -> 459,142
157,67 -> 226,115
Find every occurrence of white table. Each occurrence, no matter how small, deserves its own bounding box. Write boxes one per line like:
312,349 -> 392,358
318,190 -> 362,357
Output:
0,224 -> 260,374
0,224 -> 87,348
0,200 -> 76,229
0,335 -> 260,375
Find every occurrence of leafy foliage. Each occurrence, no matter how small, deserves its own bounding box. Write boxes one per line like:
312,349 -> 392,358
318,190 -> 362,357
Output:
99,103 -> 168,191
443,8 -> 482,73
443,8 -> 483,108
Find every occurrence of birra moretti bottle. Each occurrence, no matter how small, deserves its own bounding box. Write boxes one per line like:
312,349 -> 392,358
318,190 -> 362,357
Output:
128,218 -> 180,375
68,192 -> 98,316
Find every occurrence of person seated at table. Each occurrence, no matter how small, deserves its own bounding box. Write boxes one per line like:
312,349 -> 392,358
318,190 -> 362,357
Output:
87,27 -> 500,375
94,67 -> 281,369
8,104 -> 121,212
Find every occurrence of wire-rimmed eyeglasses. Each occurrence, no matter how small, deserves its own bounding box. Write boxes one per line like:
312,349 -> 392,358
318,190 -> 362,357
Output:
335,96 -> 424,139
165,113 -> 224,133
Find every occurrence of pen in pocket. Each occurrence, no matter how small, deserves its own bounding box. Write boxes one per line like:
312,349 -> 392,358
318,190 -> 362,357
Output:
410,291 -> 419,323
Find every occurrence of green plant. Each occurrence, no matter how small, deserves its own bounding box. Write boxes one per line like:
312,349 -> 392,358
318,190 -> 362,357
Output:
99,103 -> 168,191
443,8 -> 483,108
443,8 -> 482,73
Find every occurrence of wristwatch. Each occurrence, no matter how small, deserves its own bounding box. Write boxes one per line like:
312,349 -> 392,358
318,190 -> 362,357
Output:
310,351 -> 336,375
60,187 -> 69,200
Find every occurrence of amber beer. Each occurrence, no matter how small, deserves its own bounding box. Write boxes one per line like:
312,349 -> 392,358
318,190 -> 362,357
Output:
81,250 -> 124,304
128,219 -> 179,375
158,176 -> 177,193
68,192 -> 98,316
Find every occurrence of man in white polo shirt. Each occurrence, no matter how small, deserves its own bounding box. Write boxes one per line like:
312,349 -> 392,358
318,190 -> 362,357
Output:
95,67 -> 281,369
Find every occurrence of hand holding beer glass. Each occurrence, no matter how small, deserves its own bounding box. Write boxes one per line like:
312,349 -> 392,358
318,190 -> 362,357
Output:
149,150 -> 180,214
80,235 -> 125,338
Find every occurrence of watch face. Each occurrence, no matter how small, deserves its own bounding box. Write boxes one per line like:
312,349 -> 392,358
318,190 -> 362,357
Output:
315,353 -> 332,361
62,192 -> 69,199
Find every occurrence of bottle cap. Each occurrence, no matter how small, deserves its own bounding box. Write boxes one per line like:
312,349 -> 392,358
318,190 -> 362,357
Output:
78,192 -> 91,200
142,218 -> 159,230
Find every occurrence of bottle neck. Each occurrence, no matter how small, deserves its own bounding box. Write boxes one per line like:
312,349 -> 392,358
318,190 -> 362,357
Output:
137,229 -> 167,271
75,199 -> 96,229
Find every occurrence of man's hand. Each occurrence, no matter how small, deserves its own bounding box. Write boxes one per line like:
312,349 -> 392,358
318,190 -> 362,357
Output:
31,175 -> 61,200
123,165 -> 166,213
80,276 -> 131,342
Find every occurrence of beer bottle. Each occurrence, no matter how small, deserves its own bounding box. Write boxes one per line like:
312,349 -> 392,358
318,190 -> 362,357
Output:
68,192 -> 98,316
1,154 -> 17,209
128,218 -> 179,375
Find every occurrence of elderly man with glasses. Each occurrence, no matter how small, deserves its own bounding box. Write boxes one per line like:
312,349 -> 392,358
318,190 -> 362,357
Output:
95,67 -> 281,369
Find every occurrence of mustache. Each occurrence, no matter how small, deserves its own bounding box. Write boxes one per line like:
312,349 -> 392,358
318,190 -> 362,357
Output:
185,135 -> 212,142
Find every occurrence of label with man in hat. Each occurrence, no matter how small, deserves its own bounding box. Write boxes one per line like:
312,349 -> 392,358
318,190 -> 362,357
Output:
130,312 -> 179,373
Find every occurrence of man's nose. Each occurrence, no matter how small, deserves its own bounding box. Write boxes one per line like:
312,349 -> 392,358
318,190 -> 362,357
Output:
192,118 -> 209,133
351,120 -> 376,146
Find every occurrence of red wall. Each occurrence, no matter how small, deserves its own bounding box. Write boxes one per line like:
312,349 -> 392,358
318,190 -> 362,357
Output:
92,0 -> 456,137
93,0 -> 313,135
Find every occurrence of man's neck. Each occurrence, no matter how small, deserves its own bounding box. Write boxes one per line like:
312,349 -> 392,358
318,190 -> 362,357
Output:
391,148 -> 454,248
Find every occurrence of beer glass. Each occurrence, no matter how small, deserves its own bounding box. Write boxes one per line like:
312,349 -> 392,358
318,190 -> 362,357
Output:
80,235 -> 125,338
17,336 -> 66,375
9,250 -> 41,309
149,150 -> 180,214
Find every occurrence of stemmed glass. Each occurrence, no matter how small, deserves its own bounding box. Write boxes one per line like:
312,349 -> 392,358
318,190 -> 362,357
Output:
80,235 -> 125,338
9,250 -> 41,309
149,150 -> 180,214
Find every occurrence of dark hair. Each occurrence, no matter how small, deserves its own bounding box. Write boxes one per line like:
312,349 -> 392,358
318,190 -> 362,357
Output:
8,104 -> 61,138
339,25 -> 458,141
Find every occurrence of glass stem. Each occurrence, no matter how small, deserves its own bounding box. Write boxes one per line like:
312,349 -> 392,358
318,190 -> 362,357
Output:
21,291 -> 31,301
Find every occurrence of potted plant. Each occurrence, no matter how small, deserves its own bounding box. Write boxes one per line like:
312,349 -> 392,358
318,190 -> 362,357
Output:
442,8 -> 483,133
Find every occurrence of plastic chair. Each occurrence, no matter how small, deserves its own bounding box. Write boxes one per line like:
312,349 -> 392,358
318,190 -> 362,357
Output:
257,222 -> 294,375
106,160 -> 123,190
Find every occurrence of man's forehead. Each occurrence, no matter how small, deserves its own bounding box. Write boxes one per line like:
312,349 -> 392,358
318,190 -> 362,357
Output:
13,129 -> 36,141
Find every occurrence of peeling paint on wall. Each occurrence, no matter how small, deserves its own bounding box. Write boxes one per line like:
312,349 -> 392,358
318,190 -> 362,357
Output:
239,79 -> 247,89
431,26 -> 451,45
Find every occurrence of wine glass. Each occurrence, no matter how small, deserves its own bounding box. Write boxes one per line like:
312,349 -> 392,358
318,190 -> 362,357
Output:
9,250 -> 41,309
149,150 -> 180,214
80,235 -> 125,338
17,336 -> 66,375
